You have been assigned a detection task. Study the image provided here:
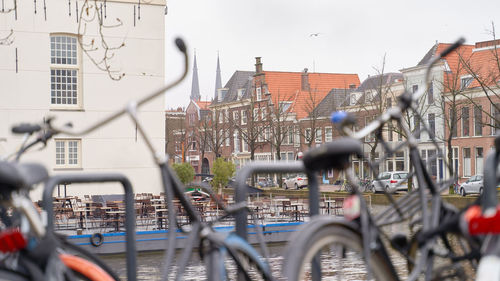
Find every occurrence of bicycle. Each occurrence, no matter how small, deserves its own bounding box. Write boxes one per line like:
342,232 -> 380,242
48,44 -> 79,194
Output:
282,38 -> 482,281
0,126 -> 120,281
12,38 -> 275,281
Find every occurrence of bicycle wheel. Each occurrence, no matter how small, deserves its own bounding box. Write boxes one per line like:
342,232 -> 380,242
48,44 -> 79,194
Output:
60,254 -> 115,281
283,219 -> 397,281
204,233 -> 274,281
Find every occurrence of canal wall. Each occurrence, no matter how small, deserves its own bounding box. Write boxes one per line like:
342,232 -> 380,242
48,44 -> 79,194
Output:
222,188 -> 481,209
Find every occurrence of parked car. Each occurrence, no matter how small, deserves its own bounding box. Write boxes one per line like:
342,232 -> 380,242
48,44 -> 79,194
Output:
257,178 -> 275,188
282,173 -> 308,189
459,175 -> 483,196
370,171 -> 410,193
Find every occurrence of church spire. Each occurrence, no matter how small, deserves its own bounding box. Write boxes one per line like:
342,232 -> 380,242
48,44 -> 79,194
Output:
214,52 -> 222,100
190,50 -> 201,101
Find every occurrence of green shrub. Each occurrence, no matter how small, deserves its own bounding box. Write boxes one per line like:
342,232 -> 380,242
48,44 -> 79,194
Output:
212,158 -> 235,190
172,162 -> 195,185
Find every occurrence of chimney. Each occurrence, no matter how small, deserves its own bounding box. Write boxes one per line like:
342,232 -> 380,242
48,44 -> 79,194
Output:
255,57 -> 263,74
301,68 -> 310,91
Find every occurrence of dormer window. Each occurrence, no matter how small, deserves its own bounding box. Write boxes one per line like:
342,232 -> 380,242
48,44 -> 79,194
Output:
279,102 -> 292,113
461,76 -> 473,90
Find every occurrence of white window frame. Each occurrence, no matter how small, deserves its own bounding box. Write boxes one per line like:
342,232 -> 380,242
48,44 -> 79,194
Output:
50,34 -> 82,109
55,139 -> 82,168
233,111 -> 239,122
241,110 -> 247,125
261,108 -> 267,121
305,128 -> 312,142
253,108 -> 259,121
315,128 -> 322,143
461,75 -> 473,90
325,127 -> 333,142
475,147 -> 483,176
256,87 -> 262,101
463,147 -> 471,177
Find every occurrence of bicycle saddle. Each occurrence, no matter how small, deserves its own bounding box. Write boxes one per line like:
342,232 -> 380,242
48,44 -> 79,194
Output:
302,138 -> 362,172
0,161 -> 48,191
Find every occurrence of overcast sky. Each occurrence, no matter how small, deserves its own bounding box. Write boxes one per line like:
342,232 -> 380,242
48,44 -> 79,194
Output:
164,0 -> 500,109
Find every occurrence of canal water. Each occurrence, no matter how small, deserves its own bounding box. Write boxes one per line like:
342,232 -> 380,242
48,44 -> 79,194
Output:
101,204 -> 473,280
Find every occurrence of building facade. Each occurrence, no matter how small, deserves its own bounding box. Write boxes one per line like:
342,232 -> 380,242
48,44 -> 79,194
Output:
1,0 -> 167,197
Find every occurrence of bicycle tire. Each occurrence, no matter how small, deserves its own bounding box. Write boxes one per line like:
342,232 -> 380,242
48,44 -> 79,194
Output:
60,254 -> 115,281
283,218 -> 397,281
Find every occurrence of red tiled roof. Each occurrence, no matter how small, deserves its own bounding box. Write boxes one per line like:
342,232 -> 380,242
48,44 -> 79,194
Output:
262,71 -> 360,119
194,100 -> 211,110
439,42 -> 500,90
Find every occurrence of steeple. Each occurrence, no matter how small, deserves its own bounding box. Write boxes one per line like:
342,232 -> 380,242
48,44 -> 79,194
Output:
214,52 -> 222,100
190,50 -> 201,101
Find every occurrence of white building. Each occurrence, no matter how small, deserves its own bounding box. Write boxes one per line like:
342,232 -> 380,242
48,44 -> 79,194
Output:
0,0 -> 167,197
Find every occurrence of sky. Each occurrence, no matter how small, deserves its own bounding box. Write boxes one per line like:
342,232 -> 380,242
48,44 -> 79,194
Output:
164,0 -> 500,110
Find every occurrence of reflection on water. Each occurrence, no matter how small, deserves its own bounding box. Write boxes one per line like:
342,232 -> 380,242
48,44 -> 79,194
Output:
101,205 -> 473,280
101,243 -> 287,280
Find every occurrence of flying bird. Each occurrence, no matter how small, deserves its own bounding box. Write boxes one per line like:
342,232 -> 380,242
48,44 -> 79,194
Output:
309,33 -> 321,37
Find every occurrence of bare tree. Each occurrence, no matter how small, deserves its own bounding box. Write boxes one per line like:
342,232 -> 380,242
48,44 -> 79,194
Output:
267,90 -> 295,162
457,23 -> 500,133
78,0 -> 126,80
300,88 -> 323,148
199,107 -> 231,158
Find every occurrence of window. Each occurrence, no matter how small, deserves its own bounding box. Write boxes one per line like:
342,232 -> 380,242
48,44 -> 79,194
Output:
233,131 -> 240,153
461,76 -> 473,90
397,123 -> 403,141
422,149 -> 437,177
241,110 -> 247,125
412,85 -> 418,94
476,147 -> 483,175
279,102 -> 292,113
474,105 -> 482,136
242,130 -> 248,152
325,127 -> 333,142
225,130 -> 230,146
289,126 -> 294,144
462,107 -> 470,137
219,111 -> 224,124
452,147 -> 459,176
492,103 -> 500,135
428,113 -> 435,139
55,139 -> 81,168
264,127 -> 270,141
414,117 -> 420,139
256,87 -> 262,100
233,111 -> 239,122
387,122 -> 393,141
450,108 -> 457,138
294,126 -> 300,147
253,109 -> 259,121
261,108 -> 267,120
428,82 -> 434,104
386,97 -> 392,109
50,35 -> 80,107
463,147 -> 471,177
315,128 -> 322,143
365,116 -> 375,142
305,128 -> 312,142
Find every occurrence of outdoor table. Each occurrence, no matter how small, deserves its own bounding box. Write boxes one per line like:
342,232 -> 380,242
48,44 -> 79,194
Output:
106,210 -> 125,231
155,208 -> 168,229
